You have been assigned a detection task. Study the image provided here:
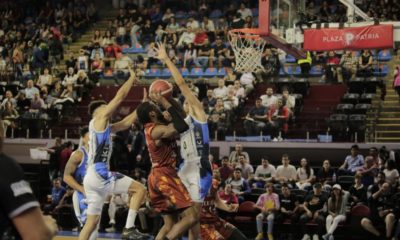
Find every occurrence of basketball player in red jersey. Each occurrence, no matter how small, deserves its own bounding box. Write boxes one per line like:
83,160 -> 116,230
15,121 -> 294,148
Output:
136,94 -> 197,240
201,177 -> 248,240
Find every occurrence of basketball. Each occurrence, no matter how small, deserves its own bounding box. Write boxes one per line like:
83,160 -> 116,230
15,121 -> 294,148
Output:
149,80 -> 173,99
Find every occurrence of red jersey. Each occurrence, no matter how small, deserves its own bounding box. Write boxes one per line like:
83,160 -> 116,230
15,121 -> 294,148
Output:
144,123 -> 179,168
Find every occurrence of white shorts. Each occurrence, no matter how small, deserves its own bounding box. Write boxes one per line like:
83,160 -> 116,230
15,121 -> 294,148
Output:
84,167 -> 133,215
178,161 -> 202,203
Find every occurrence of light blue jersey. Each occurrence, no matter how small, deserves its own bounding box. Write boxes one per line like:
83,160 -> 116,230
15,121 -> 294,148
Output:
73,146 -> 88,225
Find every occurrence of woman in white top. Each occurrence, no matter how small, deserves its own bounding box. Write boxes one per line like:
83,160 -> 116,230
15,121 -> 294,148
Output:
296,158 -> 315,190
37,68 -> 53,88
383,160 -> 399,187
63,67 -> 77,86
166,17 -> 180,32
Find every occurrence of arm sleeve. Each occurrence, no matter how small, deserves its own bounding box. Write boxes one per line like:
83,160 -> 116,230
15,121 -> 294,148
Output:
0,156 -> 39,219
242,180 -> 251,194
167,106 -> 189,133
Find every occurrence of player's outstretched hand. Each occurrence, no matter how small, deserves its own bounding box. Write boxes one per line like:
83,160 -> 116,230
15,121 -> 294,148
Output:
153,42 -> 168,62
149,91 -> 166,104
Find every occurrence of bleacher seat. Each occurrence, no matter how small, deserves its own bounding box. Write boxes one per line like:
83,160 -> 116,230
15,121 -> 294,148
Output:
348,114 -> 367,135
146,68 -> 162,78
328,114 -> 348,134
350,204 -> 370,225
377,49 -> 392,61
338,175 -> 355,190
292,78 -> 310,96
373,64 -> 389,77
122,46 -> 146,54
309,65 -> 324,76
217,67 -> 226,77
354,103 -> 371,114
161,68 -> 172,78
233,201 -> 257,223
359,93 -> 375,104
342,93 -> 360,105
336,103 -> 354,114
348,77 -> 365,95
364,77 -> 380,94
203,67 -> 218,77
189,67 -> 204,78
294,66 -> 302,76
285,54 -> 296,63
279,67 -> 286,76
179,68 -> 189,77
275,78 -> 292,93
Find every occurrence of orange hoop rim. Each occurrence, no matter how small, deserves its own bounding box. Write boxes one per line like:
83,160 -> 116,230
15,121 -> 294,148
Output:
228,28 -> 268,40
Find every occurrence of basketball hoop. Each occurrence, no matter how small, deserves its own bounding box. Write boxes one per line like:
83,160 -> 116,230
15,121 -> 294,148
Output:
228,29 -> 267,73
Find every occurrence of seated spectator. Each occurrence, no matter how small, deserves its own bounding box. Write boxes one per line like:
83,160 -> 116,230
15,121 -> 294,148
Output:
383,160 -> 399,187
195,39 -> 213,67
238,3 -> 252,19
166,17 -> 179,33
50,82 -> 63,99
223,67 -> 239,85
1,91 -> 17,109
48,34 -> 63,66
235,154 -> 254,180
223,88 -> 239,111
107,193 -> 129,233
91,53 -> 105,78
219,156 -> 234,183
116,22 -> 130,46
132,168 -> 147,186
208,98 -> 230,140
274,154 -> 297,188
243,98 -> 268,136
231,80 -> 245,100
44,178 -> 66,214
358,156 -> 379,188
228,143 -> 250,164
213,79 -> 228,99
369,147 -> 383,169
183,43 -> 197,68
368,172 -> 388,199
16,91 -> 31,114
54,187 -> 74,210
260,87 -> 278,108
276,184 -> 300,239
141,20 -> 154,46
75,70 -> 90,102
338,51 -> 358,81
24,80 -> 40,100
262,48 -> 280,77
357,50 -> 373,77
162,8 -> 174,23
316,160 -> 335,190
338,144 -> 365,176
297,183 -> 327,240
361,182 -> 395,239
349,173 -> 367,206
218,183 -> 239,205
297,51 -> 312,77
239,72 -> 255,96
296,158 -> 315,190
325,51 -> 340,83
165,43 -> 179,65
255,183 -> 280,240
267,99 -> 290,138
231,13 -> 245,29
37,68 -> 54,88
209,154 -> 219,170
213,36 -> 226,67
63,67 -> 77,86
102,30 -> 115,47
225,168 -> 251,203
201,89 -> 216,113
323,184 -> 350,240
163,31 -> 178,46
1,101 -> 19,137
253,157 -> 276,188
26,92 -> 45,118
77,49 -> 89,72
281,88 -> 295,113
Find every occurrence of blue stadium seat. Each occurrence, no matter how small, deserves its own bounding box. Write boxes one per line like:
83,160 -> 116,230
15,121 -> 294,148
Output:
179,68 -> 189,77
146,68 -> 161,78
284,66 -> 293,75
285,54 -> 296,63
293,66 -> 302,75
378,50 -> 392,61
122,45 -> 146,54
210,9 -> 222,19
373,64 -> 388,77
203,67 -> 218,77
279,67 -> 286,76
310,65 -> 324,76
189,67 -> 204,78
161,68 -> 172,78
217,68 -> 226,77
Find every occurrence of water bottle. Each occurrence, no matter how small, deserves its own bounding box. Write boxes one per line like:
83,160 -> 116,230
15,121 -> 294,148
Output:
332,172 -> 337,183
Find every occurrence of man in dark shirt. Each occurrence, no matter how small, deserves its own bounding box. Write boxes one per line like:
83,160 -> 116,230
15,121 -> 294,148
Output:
243,98 -> 268,136
297,183 -> 327,240
213,36 -> 226,68
219,156 -> 233,183
361,182 -> 396,239
276,184 -> 299,239
0,119 -> 57,239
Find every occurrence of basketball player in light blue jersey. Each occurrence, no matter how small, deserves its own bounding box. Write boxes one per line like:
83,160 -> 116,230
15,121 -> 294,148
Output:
79,68 -> 148,240
154,43 -> 213,240
64,127 -> 91,232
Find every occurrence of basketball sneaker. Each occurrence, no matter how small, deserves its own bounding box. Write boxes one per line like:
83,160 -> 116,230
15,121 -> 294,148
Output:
121,227 -> 150,240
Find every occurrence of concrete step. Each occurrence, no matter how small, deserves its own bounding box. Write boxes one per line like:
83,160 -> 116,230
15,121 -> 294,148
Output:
368,124 -> 400,131
376,131 -> 400,137
375,137 -> 400,142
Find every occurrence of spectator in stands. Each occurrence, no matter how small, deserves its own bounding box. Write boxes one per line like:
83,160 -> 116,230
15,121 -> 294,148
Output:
44,178 -> 66,214
48,34 -> 63,67
75,70 -> 90,102
24,80 -> 40,100
183,43 -> 197,68
276,183 -> 299,239
219,156 -> 234,183
369,171 -> 388,198
59,141 -> 73,176
255,183 -> 280,240
349,173 -> 367,206
394,65 -> 400,100
102,30 -> 115,47
267,99 -> 290,138
325,51 -> 340,83
202,89 -> 217,113
37,68 -> 54,88
322,184 -> 350,240
228,143 -> 250,164
178,27 -> 195,48
16,91 -> 31,114
213,36 -> 226,68
316,160 -> 334,190
281,88 -> 295,113
260,87 -> 278,108
274,154 -> 297,188
201,16 -> 215,41
357,50 -> 373,77
237,3 -> 252,19
361,182 -> 396,239
1,102 -> 19,137
107,193 -> 129,233
231,12 -> 245,29
298,183 -> 328,240
218,183 -> 239,205
296,158 -> 315,190
1,91 -> 17,109
358,156 -> 379,188
338,144 -> 365,175
298,51 -> 312,77
77,49 -> 89,72
338,51 -> 358,82
195,39 -> 213,67
208,98 -> 230,140
243,98 -> 268,136
63,67 -> 77,86
31,42 -> 48,72
223,88 -> 239,111
54,187 -> 74,210
91,53 -> 105,79
235,154 -> 254,180
369,147 -> 383,169
239,72 -> 255,96
50,82 -> 63,99
383,160 -> 399,187
253,156 -> 276,188
232,80 -> 245,100
262,48 -> 280,77
226,168 -> 251,203
213,79 -> 228,99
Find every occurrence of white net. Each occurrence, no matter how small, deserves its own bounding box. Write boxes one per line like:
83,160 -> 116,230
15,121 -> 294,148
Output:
228,30 -> 267,73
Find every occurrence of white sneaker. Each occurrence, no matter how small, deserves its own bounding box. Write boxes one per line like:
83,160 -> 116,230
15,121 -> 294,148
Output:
105,226 -> 116,233
312,234 -> 319,240
302,234 -> 311,240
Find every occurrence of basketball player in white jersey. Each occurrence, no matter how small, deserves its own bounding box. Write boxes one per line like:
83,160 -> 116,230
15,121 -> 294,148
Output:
154,43 -> 213,240
79,68 -> 148,240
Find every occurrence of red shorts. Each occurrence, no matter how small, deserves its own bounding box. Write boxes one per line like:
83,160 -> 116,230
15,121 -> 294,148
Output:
148,166 -> 193,213
200,215 -> 235,240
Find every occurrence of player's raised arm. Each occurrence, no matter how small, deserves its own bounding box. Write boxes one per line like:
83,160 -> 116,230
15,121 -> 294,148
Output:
111,110 -> 137,133
154,42 -> 206,122
100,67 -> 137,119
63,150 -> 85,195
